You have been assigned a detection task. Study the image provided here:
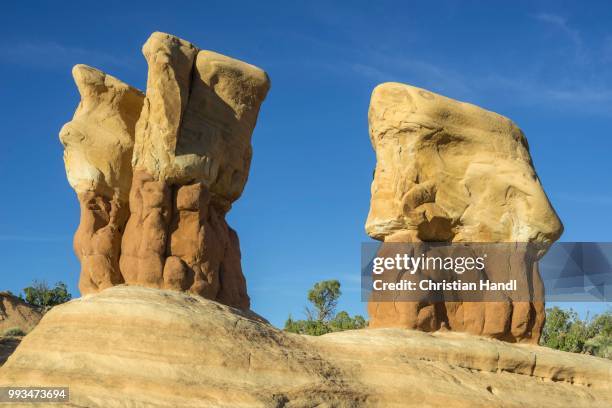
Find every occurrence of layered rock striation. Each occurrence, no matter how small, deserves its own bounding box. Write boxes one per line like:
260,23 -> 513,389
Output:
60,33 -> 269,309
0,286 -> 609,408
0,292 -> 42,334
59,65 -> 144,294
366,82 -> 563,343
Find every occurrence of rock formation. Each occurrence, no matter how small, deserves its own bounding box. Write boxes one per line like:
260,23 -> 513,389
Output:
60,65 -> 144,294
0,337 -> 21,367
0,292 -> 40,365
16,35 -> 604,408
1,286 -> 609,407
366,82 -> 563,343
60,33 -> 270,309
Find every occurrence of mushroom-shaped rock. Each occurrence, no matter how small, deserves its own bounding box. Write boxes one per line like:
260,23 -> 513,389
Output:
366,82 -> 563,343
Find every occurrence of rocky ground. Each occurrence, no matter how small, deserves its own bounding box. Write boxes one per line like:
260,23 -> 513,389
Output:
0,291 -> 39,367
0,285 -> 609,407
0,291 -> 42,334
0,336 -> 21,366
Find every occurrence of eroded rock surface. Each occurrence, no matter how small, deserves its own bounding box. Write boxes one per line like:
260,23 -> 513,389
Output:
59,65 -> 144,294
0,286 -> 609,408
0,292 -> 42,334
0,292 -> 39,366
366,82 -> 563,343
60,33 -> 269,309
120,33 -> 269,309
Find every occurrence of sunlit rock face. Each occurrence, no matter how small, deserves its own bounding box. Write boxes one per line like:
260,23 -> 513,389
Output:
120,33 -> 269,310
366,82 -> 563,343
4,286 -> 610,407
59,64 -> 144,294
60,32 -> 270,309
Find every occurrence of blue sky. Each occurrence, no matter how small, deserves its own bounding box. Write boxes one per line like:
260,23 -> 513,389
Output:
1,0 -> 610,326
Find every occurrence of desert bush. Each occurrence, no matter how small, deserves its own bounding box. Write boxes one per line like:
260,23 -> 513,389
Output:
21,280 -> 71,311
541,307 -> 611,359
285,316 -> 332,336
3,327 -> 26,337
329,311 -> 367,331
284,280 -> 367,336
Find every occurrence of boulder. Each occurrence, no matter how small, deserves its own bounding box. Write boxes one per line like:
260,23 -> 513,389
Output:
366,82 -> 563,343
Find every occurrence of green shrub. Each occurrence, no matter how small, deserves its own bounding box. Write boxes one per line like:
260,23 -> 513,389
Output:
3,327 -> 26,337
285,316 -> 332,336
307,280 -> 341,322
22,280 -> 71,311
284,280 -> 367,336
583,312 -> 612,359
329,311 -> 367,332
541,307 -> 611,359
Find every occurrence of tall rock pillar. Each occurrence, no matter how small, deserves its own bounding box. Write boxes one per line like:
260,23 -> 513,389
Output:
119,33 -> 270,309
365,82 -> 563,343
60,33 -> 269,310
59,65 -> 144,294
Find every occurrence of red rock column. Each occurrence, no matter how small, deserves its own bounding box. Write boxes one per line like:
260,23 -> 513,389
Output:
119,32 -> 269,309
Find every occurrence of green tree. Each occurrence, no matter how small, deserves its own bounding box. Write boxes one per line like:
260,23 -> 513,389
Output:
22,281 -> 72,311
284,280 -> 367,336
565,317 -> 589,353
307,280 -> 341,322
584,312 -> 612,359
329,311 -> 367,331
541,307 -> 611,359
588,311 -> 612,338
541,307 -> 574,351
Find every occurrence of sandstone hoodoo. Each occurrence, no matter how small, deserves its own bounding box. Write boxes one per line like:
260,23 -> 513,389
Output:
60,65 -> 144,296
366,82 -> 563,343
60,32 -> 270,309
1,34 -> 610,408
